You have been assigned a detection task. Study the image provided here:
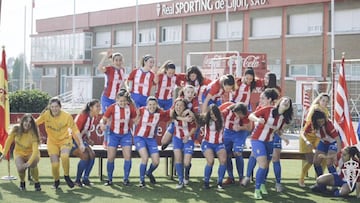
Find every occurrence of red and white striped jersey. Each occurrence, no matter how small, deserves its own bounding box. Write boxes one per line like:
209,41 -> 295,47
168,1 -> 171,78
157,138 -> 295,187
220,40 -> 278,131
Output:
173,120 -> 197,140
134,107 -> 170,138
75,113 -> 95,138
104,103 -> 137,135
221,105 -> 250,131
155,73 -> 182,100
233,79 -> 251,105
203,121 -> 224,144
304,119 -> 339,144
128,68 -> 155,96
204,79 -> 224,102
251,106 -> 285,142
103,66 -> 125,99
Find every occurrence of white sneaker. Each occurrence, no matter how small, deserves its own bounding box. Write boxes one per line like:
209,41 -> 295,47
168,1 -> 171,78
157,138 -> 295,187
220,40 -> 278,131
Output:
275,183 -> 284,192
176,182 -> 184,189
241,177 -> 250,187
183,179 -> 189,185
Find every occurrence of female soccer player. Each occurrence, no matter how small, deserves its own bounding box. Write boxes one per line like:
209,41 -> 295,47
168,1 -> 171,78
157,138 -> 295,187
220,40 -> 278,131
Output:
36,97 -> 84,189
242,88 -> 279,187
160,85 -> 199,150
98,50 -> 126,145
154,60 -> 184,110
181,65 -> 212,105
0,114 -> 41,191
249,96 -> 293,200
232,67 -> 262,111
200,104 -> 227,189
303,109 -> 341,178
311,146 -> 360,198
163,98 -> 197,188
299,93 -> 330,187
201,74 -> 235,113
220,102 -> 252,185
73,99 -> 101,186
133,96 -> 170,187
98,50 -> 126,112
101,89 -> 137,186
127,54 -> 156,108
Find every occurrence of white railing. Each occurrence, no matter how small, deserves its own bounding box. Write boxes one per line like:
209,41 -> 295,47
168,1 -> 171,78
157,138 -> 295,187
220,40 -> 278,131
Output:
56,90 -> 85,111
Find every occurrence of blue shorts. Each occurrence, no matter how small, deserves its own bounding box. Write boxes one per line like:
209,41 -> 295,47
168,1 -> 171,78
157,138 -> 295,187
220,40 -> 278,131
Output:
108,132 -> 133,148
317,141 -> 337,153
166,122 -> 175,134
251,140 -> 273,161
70,139 -> 89,155
223,129 -> 249,153
273,133 -> 282,149
158,98 -> 173,110
332,172 -> 347,187
131,93 -> 148,108
202,91 -> 221,107
173,136 -> 194,155
201,140 -> 226,154
133,136 -> 159,155
101,94 -> 116,113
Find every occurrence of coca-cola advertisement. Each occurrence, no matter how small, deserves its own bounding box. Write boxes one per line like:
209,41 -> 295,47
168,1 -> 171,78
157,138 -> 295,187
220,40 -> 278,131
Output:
224,53 -> 267,78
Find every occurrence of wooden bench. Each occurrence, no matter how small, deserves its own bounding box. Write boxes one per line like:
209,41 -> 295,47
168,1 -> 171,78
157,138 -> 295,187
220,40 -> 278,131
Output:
38,144 -> 305,181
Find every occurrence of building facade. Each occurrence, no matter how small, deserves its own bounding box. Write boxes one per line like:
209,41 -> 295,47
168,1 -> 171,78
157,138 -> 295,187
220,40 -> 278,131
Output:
31,0 -> 360,113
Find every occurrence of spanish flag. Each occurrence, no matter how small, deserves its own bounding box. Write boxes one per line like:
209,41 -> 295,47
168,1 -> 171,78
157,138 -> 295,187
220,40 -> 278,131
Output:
0,46 -> 9,158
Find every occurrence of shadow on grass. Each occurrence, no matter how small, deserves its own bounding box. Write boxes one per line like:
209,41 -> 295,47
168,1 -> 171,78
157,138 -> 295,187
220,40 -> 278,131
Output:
1,176 -> 359,203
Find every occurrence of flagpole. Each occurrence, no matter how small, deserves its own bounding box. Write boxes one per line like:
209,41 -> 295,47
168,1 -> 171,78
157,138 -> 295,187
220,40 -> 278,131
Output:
22,5 -> 26,90
330,0 -> 335,120
135,0 -> 139,68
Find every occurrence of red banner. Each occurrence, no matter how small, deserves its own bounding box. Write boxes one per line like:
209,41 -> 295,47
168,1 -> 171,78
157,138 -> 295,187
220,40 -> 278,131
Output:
0,47 -> 10,159
334,56 -> 358,147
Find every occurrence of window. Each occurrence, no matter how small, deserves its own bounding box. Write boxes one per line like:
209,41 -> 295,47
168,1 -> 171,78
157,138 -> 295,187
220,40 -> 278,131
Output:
115,30 -> 132,46
95,31 -> 111,47
187,23 -> 210,41
267,64 -> 281,77
289,64 -> 321,77
251,16 -> 281,37
138,28 -> 156,44
160,25 -> 181,43
216,20 -> 243,39
76,66 -> 91,76
44,67 -> 57,76
335,9 -> 360,32
337,63 -> 360,80
32,32 -> 92,62
289,13 -> 322,35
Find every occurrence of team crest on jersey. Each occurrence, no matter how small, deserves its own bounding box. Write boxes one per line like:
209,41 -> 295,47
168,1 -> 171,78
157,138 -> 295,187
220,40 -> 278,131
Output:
342,159 -> 360,191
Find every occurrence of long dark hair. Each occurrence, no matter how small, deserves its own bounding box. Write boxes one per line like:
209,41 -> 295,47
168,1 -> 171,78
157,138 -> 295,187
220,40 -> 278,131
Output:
272,96 -> 293,124
229,102 -> 248,116
244,67 -> 256,92
311,109 -> 326,130
81,99 -> 100,115
171,98 -> 188,120
345,146 -> 360,162
204,104 -> 223,132
117,88 -> 135,106
262,88 -> 279,103
12,113 -> 40,144
186,65 -> 204,85
264,72 -> 277,89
